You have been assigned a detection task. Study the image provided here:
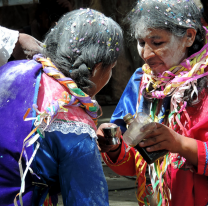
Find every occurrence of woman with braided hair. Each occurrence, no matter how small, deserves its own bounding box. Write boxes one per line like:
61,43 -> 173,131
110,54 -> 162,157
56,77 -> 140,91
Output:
97,0 -> 208,205
0,9 -> 123,206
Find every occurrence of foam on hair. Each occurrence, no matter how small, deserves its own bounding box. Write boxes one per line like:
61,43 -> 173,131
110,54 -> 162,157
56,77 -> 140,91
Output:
126,0 -> 205,56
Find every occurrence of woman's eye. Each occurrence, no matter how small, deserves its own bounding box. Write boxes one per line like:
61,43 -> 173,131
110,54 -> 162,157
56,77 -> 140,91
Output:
138,41 -> 145,47
153,42 -> 164,46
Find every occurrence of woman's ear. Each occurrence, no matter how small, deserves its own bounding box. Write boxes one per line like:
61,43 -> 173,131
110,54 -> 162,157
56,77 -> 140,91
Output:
185,28 -> 197,47
92,62 -> 102,77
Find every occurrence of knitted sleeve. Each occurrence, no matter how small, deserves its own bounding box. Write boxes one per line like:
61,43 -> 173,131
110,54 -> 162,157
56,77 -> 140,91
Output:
101,138 -> 137,176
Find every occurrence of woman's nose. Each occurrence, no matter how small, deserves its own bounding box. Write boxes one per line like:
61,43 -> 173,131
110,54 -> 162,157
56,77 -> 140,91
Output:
142,44 -> 155,60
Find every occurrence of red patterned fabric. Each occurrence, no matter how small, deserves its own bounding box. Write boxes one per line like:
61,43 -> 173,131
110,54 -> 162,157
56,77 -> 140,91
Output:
102,139 -> 136,176
37,73 -> 96,131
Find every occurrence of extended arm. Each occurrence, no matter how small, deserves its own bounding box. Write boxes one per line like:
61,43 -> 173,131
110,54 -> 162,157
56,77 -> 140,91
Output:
0,26 -> 43,66
97,123 -> 137,176
101,139 -> 137,176
12,33 -> 43,60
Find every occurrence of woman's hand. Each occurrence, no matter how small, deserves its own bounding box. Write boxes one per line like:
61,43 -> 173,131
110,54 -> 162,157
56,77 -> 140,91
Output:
12,33 -> 44,60
139,122 -> 198,166
96,123 -> 121,153
139,123 -> 183,153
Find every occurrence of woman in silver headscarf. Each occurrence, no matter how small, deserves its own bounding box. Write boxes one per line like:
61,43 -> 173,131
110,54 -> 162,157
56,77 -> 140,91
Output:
97,0 -> 208,205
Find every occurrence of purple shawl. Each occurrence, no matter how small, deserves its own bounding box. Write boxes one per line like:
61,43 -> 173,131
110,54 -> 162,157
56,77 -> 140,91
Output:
0,60 -> 42,206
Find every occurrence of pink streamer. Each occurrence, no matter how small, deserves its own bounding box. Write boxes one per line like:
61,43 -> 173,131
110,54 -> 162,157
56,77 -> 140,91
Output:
178,101 -> 187,113
159,76 -> 172,79
178,71 -> 208,86
165,71 -> 176,77
171,77 -> 191,83
181,59 -> 192,70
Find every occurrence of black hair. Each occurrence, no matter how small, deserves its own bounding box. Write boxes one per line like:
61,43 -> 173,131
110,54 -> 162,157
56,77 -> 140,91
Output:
126,0 -> 207,106
43,9 -> 123,94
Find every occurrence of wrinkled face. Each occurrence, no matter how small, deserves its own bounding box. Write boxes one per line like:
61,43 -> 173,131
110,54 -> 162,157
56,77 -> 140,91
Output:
136,28 -> 189,75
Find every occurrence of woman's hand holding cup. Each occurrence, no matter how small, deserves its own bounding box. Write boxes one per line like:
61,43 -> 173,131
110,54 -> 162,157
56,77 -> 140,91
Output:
96,123 -> 121,153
